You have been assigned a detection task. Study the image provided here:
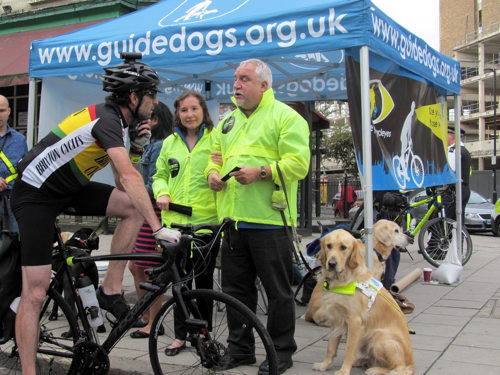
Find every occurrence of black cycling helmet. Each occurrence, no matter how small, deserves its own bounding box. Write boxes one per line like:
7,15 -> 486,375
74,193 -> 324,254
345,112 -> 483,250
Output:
103,53 -> 160,95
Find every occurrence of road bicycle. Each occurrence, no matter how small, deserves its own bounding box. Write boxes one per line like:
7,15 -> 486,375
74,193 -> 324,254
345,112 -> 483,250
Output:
0,217 -> 277,374
350,187 -> 473,267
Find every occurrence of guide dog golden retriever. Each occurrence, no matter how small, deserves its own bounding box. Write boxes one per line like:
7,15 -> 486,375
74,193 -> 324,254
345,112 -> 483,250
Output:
305,220 -> 411,324
310,229 -> 414,375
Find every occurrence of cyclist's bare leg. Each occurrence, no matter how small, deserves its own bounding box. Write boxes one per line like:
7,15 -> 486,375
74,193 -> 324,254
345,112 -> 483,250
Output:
16,265 -> 52,375
143,298 -> 164,335
102,188 -> 144,295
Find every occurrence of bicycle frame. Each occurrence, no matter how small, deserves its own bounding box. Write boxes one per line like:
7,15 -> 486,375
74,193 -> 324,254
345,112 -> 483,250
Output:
50,233 -> 169,354
395,190 -> 446,237
52,220 -> 227,356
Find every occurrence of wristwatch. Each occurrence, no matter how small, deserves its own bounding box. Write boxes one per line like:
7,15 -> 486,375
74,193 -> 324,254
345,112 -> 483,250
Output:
259,166 -> 267,180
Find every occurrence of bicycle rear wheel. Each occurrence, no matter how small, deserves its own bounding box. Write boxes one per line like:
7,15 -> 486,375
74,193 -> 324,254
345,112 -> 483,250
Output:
149,289 -> 278,375
418,217 -> 473,268
0,288 -> 81,374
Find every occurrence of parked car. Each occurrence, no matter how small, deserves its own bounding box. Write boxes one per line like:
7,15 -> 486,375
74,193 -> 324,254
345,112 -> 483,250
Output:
491,199 -> 500,237
410,190 -> 495,234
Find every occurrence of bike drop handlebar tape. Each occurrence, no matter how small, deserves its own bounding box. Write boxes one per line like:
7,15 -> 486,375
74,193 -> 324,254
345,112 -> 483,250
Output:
169,203 -> 192,216
147,235 -> 192,278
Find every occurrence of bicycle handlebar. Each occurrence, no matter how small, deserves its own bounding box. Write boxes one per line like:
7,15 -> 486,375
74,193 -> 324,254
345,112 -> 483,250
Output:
146,235 -> 192,278
146,218 -> 234,278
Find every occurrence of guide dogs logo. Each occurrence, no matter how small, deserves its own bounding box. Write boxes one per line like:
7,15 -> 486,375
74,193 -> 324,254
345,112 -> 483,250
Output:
158,0 -> 250,27
168,158 -> 180,178
221,116 -> 235,134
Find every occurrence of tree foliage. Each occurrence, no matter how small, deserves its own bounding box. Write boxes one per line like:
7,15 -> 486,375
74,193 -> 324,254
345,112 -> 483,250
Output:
315,101 -> 359,176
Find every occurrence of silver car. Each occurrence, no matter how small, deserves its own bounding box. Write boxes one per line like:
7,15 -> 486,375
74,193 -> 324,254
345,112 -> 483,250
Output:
410,190 -> 495,234
465,191 -> 495,233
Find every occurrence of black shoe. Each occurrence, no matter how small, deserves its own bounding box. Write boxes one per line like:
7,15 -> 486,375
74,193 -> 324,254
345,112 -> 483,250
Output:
130,325 -> 164,339
164,341 -> 186,356
130,330 -> 149,339
215,353 -> 256,370
96,286 -> 130,321
132,318 -> 147,328
258,358 -> 293,375
97,324 -> 106,333
61,330 -> 73,338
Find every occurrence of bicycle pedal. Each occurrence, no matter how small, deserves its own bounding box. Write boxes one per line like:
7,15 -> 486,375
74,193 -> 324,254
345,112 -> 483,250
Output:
104,312 -> 119,328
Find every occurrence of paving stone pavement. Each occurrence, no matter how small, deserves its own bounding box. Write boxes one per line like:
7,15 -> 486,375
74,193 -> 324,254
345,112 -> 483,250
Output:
54,230 -> 500,374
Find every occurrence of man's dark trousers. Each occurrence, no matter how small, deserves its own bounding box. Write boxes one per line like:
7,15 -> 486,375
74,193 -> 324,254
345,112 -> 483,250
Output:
221,227 -> 297,361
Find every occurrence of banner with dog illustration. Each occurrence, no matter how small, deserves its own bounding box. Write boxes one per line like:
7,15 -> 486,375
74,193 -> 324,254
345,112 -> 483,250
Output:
346,54 -> 457,191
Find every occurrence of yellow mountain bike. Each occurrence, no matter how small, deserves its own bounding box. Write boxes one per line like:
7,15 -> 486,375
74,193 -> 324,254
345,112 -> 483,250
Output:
390,187 -> 473,267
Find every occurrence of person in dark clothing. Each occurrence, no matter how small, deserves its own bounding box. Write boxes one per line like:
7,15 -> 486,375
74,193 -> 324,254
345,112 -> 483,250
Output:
443,124 -> 471,223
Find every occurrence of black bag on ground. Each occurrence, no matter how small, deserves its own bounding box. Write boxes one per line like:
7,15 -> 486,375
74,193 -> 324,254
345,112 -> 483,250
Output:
0,238 -> 22,344
50,229 -> 99,328
52,228 -> 99,295
294,266 -> 320,306
65,227 -> 100,252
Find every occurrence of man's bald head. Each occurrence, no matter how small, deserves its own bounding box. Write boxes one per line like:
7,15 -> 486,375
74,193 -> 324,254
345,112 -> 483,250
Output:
0,95 -> 11,133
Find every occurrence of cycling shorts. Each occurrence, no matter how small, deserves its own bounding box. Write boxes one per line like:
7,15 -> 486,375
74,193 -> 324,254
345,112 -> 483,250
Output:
11,179 -> 114,266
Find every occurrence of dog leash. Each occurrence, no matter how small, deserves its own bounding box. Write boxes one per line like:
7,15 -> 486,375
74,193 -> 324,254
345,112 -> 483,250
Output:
375,289 -> 416,335
275,163 -> 312,272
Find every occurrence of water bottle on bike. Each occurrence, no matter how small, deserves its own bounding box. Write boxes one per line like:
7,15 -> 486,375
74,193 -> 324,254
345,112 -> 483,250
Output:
76,274 -> 104,328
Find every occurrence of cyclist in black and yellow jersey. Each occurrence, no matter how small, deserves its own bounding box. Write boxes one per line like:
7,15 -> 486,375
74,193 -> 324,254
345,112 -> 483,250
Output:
10,54 -> 180,375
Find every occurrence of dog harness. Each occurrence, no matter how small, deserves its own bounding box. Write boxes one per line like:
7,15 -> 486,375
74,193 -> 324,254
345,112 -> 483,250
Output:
323,277 -> 416,335
373,249 -> 385,263
323,277 -> 383,309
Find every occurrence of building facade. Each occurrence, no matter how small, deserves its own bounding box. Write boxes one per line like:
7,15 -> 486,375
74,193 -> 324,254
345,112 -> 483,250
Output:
0,0 -> 156,142
440,0 -> 500,171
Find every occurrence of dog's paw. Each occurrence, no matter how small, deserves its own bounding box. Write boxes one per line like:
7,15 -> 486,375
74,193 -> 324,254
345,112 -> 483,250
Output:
334,370 -> 350,375
312,361 -> 333,372
365,368 -> 384,375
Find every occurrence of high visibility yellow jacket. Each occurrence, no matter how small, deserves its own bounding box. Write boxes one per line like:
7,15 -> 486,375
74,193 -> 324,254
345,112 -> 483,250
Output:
205,89 -> 310,226
153,126 -> 217,227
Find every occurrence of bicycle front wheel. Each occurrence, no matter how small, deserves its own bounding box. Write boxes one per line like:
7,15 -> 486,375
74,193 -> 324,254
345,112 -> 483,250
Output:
149,289 -> 278,375
0,288 -> 81,374
418,217 -> 473,267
